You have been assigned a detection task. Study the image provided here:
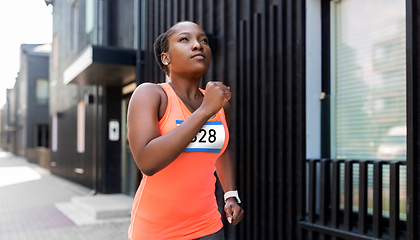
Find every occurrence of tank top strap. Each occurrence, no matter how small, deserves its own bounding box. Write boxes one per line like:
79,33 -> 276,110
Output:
158,83 -> 176,127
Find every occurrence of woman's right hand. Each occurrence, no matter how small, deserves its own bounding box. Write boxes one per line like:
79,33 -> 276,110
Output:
201,81 -> 232,116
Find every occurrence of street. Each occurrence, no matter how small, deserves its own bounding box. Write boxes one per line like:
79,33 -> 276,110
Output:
0,150 -> 130,240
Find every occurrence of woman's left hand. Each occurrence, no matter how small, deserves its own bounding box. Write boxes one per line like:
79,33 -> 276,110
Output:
224,198 -> 244,225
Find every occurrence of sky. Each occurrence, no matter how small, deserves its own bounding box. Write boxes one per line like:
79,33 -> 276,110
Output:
0,0 -> 52,109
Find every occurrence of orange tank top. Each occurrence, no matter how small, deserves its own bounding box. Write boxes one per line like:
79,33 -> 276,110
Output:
128,82 -> 229,240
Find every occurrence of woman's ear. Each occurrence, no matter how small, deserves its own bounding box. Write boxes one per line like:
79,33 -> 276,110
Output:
161,53 -> 170,65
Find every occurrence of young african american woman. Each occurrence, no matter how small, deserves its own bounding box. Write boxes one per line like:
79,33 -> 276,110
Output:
127,21 -> 244,240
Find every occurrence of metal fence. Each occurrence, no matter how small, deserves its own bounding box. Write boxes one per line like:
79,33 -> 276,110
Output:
301,159 -> 407,240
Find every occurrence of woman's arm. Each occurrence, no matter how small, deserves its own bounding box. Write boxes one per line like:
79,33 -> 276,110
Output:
127,82 -> 230,176
215,102 -> 244,225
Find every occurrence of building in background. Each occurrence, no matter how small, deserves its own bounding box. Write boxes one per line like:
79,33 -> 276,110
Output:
1,44 -> 50,169
2,88 -> 17,153
48,0 -> 138,195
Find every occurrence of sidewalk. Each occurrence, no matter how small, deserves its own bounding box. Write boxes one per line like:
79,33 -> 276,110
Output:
0,150 -> 130,240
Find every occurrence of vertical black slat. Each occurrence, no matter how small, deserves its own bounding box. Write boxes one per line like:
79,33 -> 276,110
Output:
260,0 -> 268,237
234,1 -> 241,238
145,0 -> 151,83
237,20 -> 246,240
343,160 -> 355,231
320,0 -> 331,159
295,0 -> 306,236
373,161 -> 384,238
136,0 -> 142,85
156,0 -> 162,83
180,0 -> 186,21
308,159 -> 318,223
285,0 -> 296,239
209,0 -> 215,81
154,0 -> 159,82
189,0 -> 194,21
320,159 -> 331,226
173,0 -> 178,22
160,0 -> 165,31
331,160 -> 343,228
252,13 -> 261,238
245,15 -> 253,239
167,0 -> 171,28
152,0 -> 158,83
389,161 -> 401,239
245,1 -> 253,238
277,1 -> 285,238
144,0 -> 149,82
197,0 -> 203,27
160,0 -> 166,82
406,1 -> 418,240
268,5 -> 277,239
358,160 -> 370,235
149,0 -> 154,82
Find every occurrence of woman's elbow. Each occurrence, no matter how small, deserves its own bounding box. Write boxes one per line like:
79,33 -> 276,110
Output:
134,157 -> 159,176
139,167 -> 157,177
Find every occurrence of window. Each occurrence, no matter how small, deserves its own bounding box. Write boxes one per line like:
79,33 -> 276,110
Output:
72,1 -> 79,49
52,114 -> 58,152
36,78 -> 49,105
330,0 -> 406,219
77,101 -> 85,153
85,0 -> 94,33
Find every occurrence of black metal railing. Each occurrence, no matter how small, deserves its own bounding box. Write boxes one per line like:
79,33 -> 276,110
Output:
300,159 -> 407,240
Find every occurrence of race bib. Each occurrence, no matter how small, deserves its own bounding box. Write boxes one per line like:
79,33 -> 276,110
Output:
176,120 -> 225,153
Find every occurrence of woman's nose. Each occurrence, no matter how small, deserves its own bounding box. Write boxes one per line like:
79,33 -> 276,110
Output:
192,40 -> 203,51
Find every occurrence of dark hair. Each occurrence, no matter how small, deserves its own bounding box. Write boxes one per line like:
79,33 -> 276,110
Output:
153,21 -> 192,76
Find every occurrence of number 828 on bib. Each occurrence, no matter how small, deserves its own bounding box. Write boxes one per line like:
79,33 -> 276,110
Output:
176,120 -> 225,153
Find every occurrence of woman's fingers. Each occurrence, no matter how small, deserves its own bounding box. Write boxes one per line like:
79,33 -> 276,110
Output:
225,201 -> 244,225
202,81 -> 232,115
212,82 -> 231,101
231,205 -> 244,225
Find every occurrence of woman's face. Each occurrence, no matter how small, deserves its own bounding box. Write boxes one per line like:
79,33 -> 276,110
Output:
163,22 -> 211,77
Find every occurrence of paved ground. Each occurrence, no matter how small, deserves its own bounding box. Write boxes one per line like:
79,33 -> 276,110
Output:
0,150 -> 130,240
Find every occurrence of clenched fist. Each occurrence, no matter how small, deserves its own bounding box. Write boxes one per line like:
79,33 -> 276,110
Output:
200,81 -> 231,116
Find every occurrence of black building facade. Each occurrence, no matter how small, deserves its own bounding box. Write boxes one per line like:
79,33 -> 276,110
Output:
1,44 -> 50,168
49,0 -> 137,195
48,0 -> 420,239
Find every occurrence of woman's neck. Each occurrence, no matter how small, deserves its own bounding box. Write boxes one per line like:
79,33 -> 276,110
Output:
168,74 -> 202,100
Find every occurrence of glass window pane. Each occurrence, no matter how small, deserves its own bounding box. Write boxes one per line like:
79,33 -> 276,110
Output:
85,0 -> 94,33
332,0 -> 406,161
36,78 -> 49,105
331,0 -> 406,220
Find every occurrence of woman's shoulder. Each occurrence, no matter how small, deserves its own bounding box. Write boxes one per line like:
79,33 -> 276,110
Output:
132,82 -> 166,97
129,82 -> 167,106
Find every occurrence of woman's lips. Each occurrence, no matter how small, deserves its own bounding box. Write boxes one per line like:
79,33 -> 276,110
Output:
191,53 -> 205,59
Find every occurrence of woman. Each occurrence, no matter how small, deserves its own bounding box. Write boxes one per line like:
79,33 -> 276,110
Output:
127,21 -> 244,240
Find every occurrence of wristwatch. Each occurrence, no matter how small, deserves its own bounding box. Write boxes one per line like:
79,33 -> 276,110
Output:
224,190 -> 241,204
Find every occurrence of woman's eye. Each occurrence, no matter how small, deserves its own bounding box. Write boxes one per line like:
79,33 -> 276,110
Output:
180,37 -> 188,42
201,38 -> 208,43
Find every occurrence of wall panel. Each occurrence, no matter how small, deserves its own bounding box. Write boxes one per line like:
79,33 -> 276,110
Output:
141,0 -> 306,239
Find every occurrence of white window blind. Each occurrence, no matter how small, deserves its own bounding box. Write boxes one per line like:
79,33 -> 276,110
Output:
36,78 -> 49,105
330,0 -> 406,219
